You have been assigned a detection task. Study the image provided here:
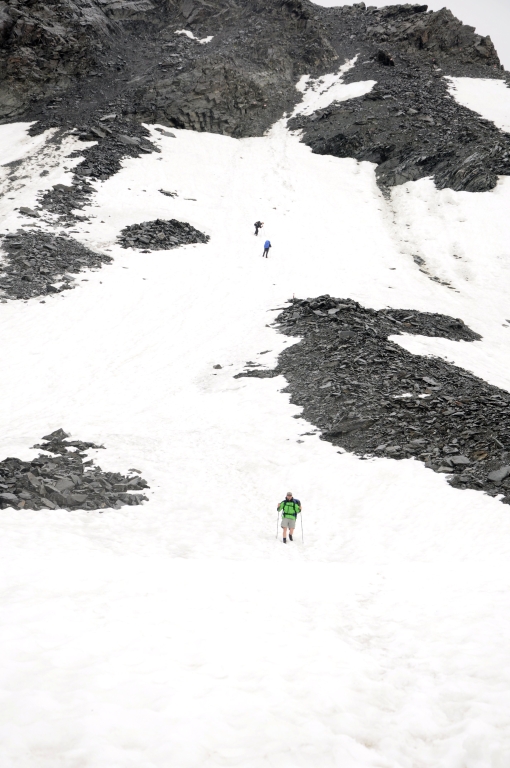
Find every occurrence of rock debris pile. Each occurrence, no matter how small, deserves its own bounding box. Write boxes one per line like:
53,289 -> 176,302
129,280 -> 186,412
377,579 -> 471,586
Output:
16,124 -> 160,235
39,179 -> 94,224
67,117 -> 159,181
0,230 -> 112,301
0,430 -> 149,511
291,3 -> 510,192
36,118 -> 159,224
240,295 -> 510,504
118,219 -> 209,250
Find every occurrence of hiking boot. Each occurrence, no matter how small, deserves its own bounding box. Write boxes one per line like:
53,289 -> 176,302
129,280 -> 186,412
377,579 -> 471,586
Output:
283,537 -> 287,543
289,534 -> 293,541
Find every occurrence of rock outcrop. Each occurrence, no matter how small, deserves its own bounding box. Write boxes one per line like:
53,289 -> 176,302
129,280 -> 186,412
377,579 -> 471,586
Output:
238,295 -> 510,506
290,4 -> 510,191
0,0 -> 336,136
0,1 -> 509,191
0,230 -> 112,301
0,430 -> 149,511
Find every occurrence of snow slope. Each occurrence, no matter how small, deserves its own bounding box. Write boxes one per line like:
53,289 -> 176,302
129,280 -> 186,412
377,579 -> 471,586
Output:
1,67 -> 510,767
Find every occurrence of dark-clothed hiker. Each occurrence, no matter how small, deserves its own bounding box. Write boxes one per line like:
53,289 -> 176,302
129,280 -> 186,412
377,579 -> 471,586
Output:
254,221 -> 263,235
278,492 -> 301,543
263,240 -> 271,258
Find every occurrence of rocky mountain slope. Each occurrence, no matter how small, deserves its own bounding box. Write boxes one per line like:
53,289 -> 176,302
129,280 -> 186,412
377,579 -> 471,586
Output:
1,0 -> 509,192
2,1 -> 510,510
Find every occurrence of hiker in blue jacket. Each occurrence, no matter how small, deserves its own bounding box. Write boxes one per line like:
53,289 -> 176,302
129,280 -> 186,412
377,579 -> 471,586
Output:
263,239 -> 271,258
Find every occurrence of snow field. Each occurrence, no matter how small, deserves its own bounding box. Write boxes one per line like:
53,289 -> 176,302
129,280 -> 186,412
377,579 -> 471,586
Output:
1,71 -> 510,766
2,556 -> 510,767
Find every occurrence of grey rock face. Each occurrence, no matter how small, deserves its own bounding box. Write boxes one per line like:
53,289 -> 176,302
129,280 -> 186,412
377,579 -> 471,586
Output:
488,466 -> 510,484
289,5 -> 510,192
1,1 -> 508,193
0,0 -> 335,137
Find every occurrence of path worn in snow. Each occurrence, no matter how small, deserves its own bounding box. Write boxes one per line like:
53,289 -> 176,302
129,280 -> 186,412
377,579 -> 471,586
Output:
1,69 -> 510,766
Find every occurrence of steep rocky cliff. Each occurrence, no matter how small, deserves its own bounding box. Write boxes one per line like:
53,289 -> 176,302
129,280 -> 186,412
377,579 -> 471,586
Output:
290,3 -> 510,191
0,0 -> 337,135
1,0 -> 509,191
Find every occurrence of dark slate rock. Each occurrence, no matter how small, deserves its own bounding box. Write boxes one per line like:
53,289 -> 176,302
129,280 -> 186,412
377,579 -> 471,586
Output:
450,455 -> 471,465
0,432 -> 149,511
118,219 -> 209,250
0,492 -> 18,502
19,207 -> 40,218
0,231 -> 112,302
2,0 -> 508,196
42,428 -> 70,441
241,294 -> 510,506
488,466 -> 510,483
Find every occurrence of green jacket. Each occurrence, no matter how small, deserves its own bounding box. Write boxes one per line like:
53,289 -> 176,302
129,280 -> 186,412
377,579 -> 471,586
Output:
278,498 -> 301,519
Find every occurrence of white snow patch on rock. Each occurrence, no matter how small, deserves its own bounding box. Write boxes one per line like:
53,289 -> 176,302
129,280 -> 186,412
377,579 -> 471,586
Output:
175,29 -> 213,44
446,76 -> 510,133
294,56 -> 375,116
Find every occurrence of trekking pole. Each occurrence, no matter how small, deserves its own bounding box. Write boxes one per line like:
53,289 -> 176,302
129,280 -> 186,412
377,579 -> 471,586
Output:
276,510 -> 279,539
300,513 -> 304,544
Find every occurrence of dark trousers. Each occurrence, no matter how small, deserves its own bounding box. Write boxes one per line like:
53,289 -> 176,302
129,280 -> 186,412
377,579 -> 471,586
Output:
254,226 -> 260,235
263,248 -> 269,258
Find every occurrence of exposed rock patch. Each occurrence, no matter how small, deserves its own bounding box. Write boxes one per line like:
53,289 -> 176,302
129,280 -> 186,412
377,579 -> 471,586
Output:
326,4 -> 501,71
2,0 -> 335,138
239,295 -> 510,504
38,178 -> 95,224
2,1 -> 510,194
0,429 -> 149,511
64,116 -> 160,181
36,118 -> 160,223
118,219 -> 209,250
0,230 -> 112,301
290,5 -> 510,192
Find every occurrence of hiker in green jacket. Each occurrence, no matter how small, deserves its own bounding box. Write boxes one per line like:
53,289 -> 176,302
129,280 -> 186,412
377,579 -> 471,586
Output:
278,492 -> 301,543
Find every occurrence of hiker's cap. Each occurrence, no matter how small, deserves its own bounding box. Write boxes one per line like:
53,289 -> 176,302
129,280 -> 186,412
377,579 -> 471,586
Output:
286,492 -> 292,496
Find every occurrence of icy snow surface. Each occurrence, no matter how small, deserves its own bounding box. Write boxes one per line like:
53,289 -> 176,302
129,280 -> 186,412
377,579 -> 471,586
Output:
294,57 -> 375,116
447,76 -> 510,133
1,69 -> 510,767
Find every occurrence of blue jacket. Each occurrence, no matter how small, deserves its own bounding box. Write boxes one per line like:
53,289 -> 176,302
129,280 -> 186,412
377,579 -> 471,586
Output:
264,240 -> 271,249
